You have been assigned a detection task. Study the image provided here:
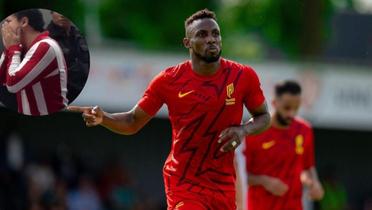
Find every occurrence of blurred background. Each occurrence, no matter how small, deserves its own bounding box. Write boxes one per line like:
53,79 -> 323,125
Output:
0,0 -> 372,210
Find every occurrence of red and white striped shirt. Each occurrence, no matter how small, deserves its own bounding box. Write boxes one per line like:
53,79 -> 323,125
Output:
0,32 -> 68,116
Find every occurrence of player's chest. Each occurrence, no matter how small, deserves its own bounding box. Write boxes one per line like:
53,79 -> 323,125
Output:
256,131 -> 306,159
165,78 -> 244,113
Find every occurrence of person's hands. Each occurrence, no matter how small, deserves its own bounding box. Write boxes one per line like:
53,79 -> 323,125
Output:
1,22 -> 20,49
217,126 -> 245,152
262,176 -> 289,196
300,171 -> 313,186
301,170 -> 324,200
67,106 -> 104,127
308,180 -> 324,200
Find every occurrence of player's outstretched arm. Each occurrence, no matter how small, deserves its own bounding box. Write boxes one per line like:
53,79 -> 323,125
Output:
67,105 -> 152,135
218,102 -> 271,152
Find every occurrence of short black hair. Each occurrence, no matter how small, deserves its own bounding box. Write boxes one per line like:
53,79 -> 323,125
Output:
14,9 -> 44,32
185,8 -> 217,28
275,80 -> 302,97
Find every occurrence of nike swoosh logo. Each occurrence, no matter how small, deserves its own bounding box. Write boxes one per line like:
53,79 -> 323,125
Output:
262,140 -> 276,150
178,90 -> 194,98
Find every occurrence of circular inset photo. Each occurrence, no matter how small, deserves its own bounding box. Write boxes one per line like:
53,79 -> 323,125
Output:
0,8 -> 90,116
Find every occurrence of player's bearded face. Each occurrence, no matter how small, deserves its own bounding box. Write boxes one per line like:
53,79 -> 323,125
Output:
276,112 -> 293,126
187,18 -> 222,63
274,94 -> 301,126
194,49 -> 221,63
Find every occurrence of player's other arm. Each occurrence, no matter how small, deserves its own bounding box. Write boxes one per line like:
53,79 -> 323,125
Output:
218,102 -> 270,152
247,172 -> 288,196
67,105 -> 152,135
301,126 -> 324,200
242,65 -> 271,136
301,167 -> 324,200
218,65 -> 270,152
244,102 -> 271,135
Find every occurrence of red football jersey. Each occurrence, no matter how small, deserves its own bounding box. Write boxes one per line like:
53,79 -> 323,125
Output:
0,32 -> 68,116
244,117 -> 315,210
138,58 -> 265,194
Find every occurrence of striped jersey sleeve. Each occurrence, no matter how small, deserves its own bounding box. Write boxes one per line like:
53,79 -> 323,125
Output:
5,42 -> 57,93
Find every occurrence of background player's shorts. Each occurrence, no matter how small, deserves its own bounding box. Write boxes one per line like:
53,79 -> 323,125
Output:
166,183 -> 236,210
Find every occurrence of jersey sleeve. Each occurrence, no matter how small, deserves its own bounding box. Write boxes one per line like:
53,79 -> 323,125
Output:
137,71 -> 166,116
243,66 -> 265,111
303,126 -> 315,170
5,42 -> 57,93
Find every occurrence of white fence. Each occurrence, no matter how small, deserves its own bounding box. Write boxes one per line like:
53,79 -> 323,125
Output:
73,47 -> 372,131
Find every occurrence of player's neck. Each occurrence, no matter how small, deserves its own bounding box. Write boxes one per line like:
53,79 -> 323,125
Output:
24,30 -> 42,50
272,113 -> 290,129
191,56 -> 220,76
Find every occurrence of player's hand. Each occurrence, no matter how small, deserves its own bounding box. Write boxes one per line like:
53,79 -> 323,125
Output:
308,180 -> 324,200
217,126 -> 245,152
1,22 -> 20,49
67,105 -> 104,127
263,176 -> 289,196
300,171 -> 313,187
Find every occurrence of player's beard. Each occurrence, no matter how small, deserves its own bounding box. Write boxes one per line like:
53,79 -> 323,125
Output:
276,113 -> 293,126
194,50 -> 221,63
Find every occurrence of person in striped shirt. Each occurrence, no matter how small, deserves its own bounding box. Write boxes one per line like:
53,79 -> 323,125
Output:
0,9 -> 68,116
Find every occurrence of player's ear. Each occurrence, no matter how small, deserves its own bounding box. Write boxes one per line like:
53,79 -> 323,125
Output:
20,17 -> 28,28
183,37 -> 190,49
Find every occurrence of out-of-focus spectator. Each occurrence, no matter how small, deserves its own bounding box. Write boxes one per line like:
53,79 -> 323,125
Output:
99,162 -> 141,210
26,162 -> 56,210
67,175 -> 103,210
6,133 -> 24,171
39,188 -> 67,210
0,128 -> 163,210
27,163 -> 56,195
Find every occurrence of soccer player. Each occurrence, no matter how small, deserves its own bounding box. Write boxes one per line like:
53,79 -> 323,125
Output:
239,80 -> 324,210
0,9 -> 68,116
68,9 -> 271,210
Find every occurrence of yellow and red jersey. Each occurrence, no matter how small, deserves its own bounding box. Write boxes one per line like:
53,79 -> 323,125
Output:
138,58 -> 265,195
245,117 -> 315,210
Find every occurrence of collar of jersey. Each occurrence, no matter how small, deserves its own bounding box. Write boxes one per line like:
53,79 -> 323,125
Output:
30,31 -> 50,46
187,58 -> 225,81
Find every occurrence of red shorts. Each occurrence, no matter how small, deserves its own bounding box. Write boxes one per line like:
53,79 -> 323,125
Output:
166,183 -> 236,210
